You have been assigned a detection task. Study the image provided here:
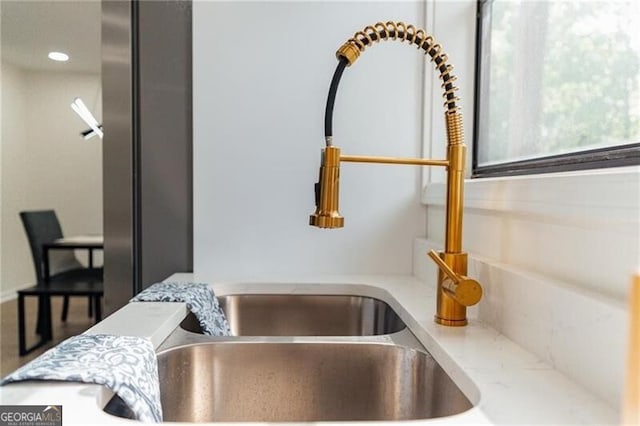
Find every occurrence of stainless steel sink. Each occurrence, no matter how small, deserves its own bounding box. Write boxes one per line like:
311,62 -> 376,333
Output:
156,341 -> 471,422
181,294 -> 406,336
103,294 -> 473,423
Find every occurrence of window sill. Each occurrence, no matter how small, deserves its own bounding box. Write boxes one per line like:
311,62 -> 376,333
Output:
422,166 -> 639,232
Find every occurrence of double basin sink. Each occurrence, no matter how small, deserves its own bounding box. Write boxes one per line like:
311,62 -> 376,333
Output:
106,294 -> 473,423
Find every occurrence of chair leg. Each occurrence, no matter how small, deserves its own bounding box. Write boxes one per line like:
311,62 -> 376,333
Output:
41,295 -> 53,341
19,293 -> 49,357
93,295 -> 102,323
36,295 -> 44,335
88,295 -> 93,318
61,295 -> 69,322
18,294 -> 26,356
36,294 -> 53,340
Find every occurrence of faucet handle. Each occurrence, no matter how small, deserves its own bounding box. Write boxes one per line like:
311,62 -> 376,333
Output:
428,250 -> 482,307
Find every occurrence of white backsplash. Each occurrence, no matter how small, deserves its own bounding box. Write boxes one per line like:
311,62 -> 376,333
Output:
414,237 -> 627,410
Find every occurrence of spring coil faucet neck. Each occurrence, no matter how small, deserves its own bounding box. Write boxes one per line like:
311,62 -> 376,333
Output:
310,21 -> 482,326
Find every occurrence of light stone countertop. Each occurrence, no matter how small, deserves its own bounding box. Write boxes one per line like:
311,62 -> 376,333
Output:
0,274 -> 617,425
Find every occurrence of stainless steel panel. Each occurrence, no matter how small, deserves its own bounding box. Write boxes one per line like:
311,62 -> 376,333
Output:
156,342 -> 472,422
138,0 -> 193,288
180,294 -> 407,336
102,0 -> 135,314
101,0 -> 193,313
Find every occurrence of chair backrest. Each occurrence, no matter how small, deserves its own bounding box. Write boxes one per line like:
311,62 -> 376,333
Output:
20,210 -> 82,282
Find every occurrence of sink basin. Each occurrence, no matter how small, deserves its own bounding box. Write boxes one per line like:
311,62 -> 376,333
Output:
181,294 -> 407,336
155,341 -> 471,422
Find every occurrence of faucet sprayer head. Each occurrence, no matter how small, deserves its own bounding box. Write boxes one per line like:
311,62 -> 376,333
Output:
309,146 -> 344,229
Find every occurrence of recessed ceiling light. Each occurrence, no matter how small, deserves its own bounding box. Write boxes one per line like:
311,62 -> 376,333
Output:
48,51 -> 69,62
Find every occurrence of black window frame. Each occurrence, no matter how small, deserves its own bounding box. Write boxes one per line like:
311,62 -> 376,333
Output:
472,0 -> 640,179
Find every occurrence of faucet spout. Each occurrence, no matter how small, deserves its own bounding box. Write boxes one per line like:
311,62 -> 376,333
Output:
309,21 -> 481,326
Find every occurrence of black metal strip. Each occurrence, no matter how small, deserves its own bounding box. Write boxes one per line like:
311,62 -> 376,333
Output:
131,0 -> 142,296
473,143 -> 640,178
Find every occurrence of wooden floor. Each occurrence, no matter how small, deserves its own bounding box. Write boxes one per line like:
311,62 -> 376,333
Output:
0,295 -> 97,376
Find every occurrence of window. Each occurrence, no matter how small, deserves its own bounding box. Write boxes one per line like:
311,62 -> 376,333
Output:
473,0 -> 640,177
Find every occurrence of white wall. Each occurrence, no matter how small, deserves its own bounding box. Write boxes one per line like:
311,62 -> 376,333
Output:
193,1 -> 428,281
0,62 -> 102,299
1,62 -> 30,300
0,4 -> 3,298
23,69 -> 102,238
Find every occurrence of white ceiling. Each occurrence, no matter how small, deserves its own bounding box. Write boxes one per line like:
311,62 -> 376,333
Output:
1,0 -> 101,74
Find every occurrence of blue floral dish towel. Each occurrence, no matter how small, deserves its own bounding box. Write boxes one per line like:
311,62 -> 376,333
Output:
0,334 -> 162,423
131,282 -> 232,336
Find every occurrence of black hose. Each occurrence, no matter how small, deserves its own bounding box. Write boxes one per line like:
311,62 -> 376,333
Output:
324,57 -> 349,139
324,29 -> 457,141
334,30 -> 457,111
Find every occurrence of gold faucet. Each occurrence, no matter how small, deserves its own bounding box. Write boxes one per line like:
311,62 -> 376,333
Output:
309,21 -> 482,326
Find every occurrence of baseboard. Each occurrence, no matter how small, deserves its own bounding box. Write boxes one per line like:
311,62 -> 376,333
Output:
0,283 -> 35,304
0,288 -> 18,304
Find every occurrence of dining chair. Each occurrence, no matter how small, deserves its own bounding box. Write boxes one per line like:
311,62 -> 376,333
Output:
17,210 -> 103,355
